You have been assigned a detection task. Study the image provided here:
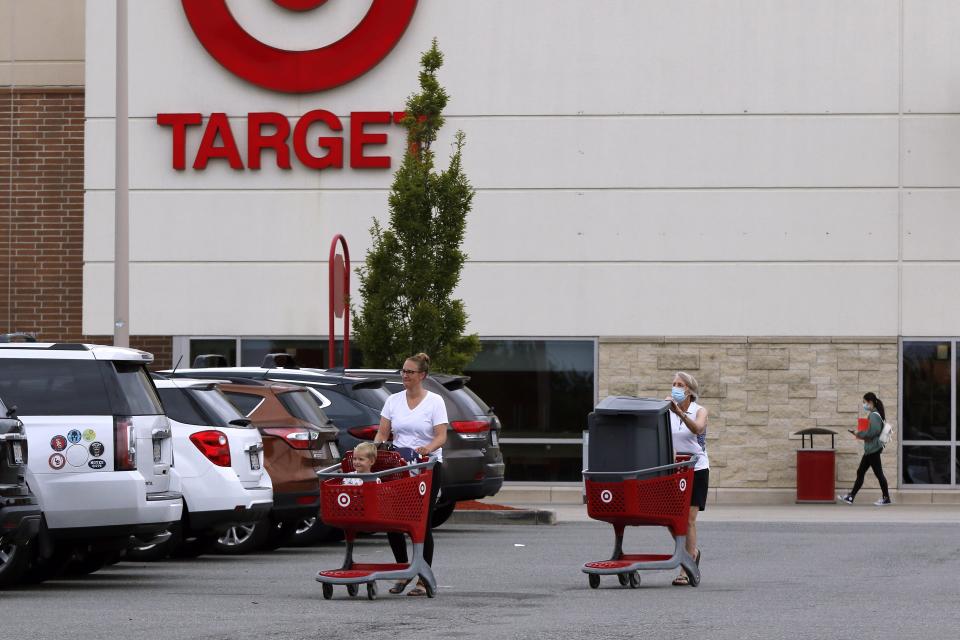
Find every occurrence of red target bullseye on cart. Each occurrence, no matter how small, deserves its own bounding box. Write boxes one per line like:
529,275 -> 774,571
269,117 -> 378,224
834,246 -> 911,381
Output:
600,489 -> 613,504
337,493 -> 351,508
180,0 -> 418,93
418,481 -> 427,496
679,479 -> 687,493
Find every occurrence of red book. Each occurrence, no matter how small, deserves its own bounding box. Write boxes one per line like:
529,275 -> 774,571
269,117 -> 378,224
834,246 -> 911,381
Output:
857,417 -> 869,432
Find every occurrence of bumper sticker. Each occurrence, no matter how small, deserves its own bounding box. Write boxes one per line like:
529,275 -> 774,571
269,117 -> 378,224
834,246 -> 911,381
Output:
83,429 -> 96,442
88,459 -> 106,470
67,429 -> 82,444
49,453 -> 66,470
50,435 -> 67,451
89,441 -> 105,457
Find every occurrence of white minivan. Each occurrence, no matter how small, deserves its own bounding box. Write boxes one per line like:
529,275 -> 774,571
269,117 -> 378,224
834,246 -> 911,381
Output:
127,378 -> 273,559
0,343 -> 182,579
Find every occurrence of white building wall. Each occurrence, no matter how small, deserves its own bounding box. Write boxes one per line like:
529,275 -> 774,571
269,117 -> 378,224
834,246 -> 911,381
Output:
84,0 -> 960,338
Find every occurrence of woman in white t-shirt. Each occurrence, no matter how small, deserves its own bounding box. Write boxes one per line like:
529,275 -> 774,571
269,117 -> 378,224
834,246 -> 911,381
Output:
667,371 -> 709,586
373,352 -> 448,597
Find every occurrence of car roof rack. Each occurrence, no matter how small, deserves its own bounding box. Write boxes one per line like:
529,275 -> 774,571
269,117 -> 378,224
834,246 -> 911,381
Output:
0,332 -> 38,343
47,343 -> 90,351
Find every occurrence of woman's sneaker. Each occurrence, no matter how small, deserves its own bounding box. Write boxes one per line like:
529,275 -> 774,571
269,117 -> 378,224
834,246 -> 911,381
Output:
874,497 -> 892,506
837,494 -> 854,505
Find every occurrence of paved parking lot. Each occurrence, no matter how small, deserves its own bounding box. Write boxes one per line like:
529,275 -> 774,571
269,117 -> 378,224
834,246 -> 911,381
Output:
1,521 -> 957,640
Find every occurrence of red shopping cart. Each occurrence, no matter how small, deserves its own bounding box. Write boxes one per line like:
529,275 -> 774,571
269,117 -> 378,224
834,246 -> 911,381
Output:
315,450 -> 437,600
582,454 -> 700,589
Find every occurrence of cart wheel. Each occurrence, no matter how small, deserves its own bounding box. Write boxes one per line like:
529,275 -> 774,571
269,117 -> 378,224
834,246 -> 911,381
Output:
617,573 -> 629,587
629,571 -> 641,589
588,574 -> 600,589
424,581 -> 435,598
366,581 -> 377,600
347,583 -> 359,597
321,583 -> 333,600
688,570 -> 700,588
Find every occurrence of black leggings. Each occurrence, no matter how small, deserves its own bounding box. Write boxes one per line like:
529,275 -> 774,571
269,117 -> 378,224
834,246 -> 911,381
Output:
851,451 -> 889,499
388,462 -> 442,566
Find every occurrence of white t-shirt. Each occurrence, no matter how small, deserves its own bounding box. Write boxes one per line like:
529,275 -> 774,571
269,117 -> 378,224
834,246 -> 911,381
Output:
342,474 -> 381,486
381,390 -> 449,462
670,401 -> 710,471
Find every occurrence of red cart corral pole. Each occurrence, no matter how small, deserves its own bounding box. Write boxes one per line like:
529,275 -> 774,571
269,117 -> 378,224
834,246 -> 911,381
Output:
328,235 -> 351,369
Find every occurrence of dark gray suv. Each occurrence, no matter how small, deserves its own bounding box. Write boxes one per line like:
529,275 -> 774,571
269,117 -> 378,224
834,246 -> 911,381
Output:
0,399 -> 41,587
343,369 -> 505,525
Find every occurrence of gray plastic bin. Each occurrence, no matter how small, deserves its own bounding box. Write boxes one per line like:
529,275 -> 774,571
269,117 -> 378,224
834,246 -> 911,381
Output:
587,396 -> 675,474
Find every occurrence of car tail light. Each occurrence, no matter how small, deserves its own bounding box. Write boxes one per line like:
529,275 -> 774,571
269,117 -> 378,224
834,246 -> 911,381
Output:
261,427 -> 317,450
451,420 -> 491,439
347,425 -> 380,440
114,416 -> 137,471
189,430 -> 231,467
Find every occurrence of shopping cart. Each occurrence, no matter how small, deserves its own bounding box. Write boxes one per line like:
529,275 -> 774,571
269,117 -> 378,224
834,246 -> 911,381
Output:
582,454 -> 701,589
315,450 -> 437,600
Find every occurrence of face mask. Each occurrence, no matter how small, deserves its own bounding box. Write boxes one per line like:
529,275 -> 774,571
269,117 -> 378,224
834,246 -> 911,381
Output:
863,403 -> 872,413
671,387 -> 687,403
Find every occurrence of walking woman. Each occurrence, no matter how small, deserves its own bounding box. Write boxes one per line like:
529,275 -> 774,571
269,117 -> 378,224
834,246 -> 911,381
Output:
373,352 -> 448,596
668,371 -> 709,586
838,392 -> 892,506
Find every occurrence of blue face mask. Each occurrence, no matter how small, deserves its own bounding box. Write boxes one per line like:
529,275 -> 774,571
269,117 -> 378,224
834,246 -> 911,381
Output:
671,387 -> 687,403
863,403 -> 872,413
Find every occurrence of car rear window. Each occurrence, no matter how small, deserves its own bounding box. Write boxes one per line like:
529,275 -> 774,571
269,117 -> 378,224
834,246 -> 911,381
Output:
222,391 -> 265,417
311,388 -> 381,428
158,387 -> 209,425
452,386 -> 491,416
350,385 -> 390,410
194,389 -> 251,428
0,358 -> 112,415
110,362 -> 164,415
278,390 -> 329,427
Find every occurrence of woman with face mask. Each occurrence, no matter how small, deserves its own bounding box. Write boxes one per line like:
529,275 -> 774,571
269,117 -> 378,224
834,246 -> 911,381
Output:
667,371 -> 709,586
838,392 -> 892,506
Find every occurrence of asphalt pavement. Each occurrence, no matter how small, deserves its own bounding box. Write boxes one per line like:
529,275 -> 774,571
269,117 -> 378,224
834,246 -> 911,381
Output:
2,518 -> 958,640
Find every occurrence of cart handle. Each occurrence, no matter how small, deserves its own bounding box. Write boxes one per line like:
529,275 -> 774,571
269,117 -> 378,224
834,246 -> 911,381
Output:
316,457 -> 436,480
582,453 -> 699,481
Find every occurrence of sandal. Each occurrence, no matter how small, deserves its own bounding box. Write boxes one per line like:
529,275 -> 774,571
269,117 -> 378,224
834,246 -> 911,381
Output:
672,573 -> 690,586
406,580 -> 428,596
389,579 -> 412,595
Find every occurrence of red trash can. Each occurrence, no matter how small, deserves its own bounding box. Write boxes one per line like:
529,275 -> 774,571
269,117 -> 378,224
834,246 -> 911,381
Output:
794,428 -> 837,503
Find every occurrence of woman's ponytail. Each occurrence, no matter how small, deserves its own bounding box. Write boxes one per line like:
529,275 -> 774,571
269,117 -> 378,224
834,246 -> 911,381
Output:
864,392 -> 885,421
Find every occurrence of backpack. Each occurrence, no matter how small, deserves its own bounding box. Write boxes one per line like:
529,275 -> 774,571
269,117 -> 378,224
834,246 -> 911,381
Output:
876,413 -> 894,447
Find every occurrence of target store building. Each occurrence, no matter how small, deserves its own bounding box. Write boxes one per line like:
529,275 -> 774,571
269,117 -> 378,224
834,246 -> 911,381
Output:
5,0 -> 960,499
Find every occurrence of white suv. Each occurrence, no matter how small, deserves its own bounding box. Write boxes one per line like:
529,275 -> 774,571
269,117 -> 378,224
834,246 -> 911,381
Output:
0,343 -> 182,579
128,378 -> 273,559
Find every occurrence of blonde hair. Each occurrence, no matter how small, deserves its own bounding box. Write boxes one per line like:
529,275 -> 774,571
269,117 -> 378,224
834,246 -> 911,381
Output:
353,442 -> 377,461
674,371 -> 700,401
406,352 -> 431,373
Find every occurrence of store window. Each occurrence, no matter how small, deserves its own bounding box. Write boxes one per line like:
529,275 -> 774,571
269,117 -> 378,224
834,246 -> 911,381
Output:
464,339 -> 596,482
187,338 -> 361,370
901,340 -> 957,486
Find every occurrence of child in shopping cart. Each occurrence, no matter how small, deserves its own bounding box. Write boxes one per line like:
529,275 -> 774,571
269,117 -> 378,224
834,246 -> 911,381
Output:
342,443 -> 382,486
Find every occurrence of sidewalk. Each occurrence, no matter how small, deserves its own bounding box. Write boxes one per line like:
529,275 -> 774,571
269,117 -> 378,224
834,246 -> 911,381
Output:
460,496 -> 960,525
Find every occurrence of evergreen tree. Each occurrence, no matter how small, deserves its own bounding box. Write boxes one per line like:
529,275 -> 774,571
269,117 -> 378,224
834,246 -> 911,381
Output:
353,39 -> 480,373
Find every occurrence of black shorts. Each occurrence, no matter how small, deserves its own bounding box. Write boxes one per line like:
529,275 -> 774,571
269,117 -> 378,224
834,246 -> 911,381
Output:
690,469 -> 709,512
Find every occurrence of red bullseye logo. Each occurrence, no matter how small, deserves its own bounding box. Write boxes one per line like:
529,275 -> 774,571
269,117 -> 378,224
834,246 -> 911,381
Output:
181,0 -> 417,93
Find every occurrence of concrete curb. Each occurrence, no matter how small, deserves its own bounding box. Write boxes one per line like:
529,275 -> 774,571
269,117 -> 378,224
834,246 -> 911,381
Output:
448,508 -> 557,525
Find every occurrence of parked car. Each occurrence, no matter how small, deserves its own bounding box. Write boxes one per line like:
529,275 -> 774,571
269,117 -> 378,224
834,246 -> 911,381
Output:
212,380 -> 337,553
165,362 -> 385,544
126,378 -> 274,560
0,398 -> 41,587
170,360 -> 505,527
0,343 -> 181,580
343,369 -> 505,527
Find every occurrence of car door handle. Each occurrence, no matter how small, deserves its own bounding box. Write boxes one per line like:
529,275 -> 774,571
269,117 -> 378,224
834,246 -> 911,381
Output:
244,443 -> 264,453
